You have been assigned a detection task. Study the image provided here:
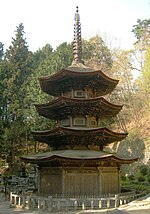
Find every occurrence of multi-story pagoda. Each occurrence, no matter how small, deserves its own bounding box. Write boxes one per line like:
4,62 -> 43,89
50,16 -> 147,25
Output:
21,7 -> 137,196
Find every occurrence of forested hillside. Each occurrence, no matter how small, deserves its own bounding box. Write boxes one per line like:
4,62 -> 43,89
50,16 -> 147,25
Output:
0,19 -> 149,173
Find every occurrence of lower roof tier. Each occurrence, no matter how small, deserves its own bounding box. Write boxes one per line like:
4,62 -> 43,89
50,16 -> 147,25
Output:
31,127 -> 128,149
20,149 -> 138,166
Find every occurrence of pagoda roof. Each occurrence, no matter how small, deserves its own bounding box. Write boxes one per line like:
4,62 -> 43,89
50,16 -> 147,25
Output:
31,127 -> 128,148
20,149 -> 138,165
35,96 -> 122,120
39,64 -> 119,96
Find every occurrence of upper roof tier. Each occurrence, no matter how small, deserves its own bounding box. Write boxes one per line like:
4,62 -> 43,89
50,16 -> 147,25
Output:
38,7 -> 118,97
39,64 -> 119,97
35,96 -> 122,120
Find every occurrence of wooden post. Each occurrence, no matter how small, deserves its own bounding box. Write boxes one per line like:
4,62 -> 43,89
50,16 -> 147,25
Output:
91,200 -> 94,209
57,200 -> 61,210
18,196 -> 21,206
65,199 -> 69,211
115,194 -> 119,208
74,200 -> 77,210
14,195 -> 17,206
82,201 -> 85,210
32,198 -> 36,209
10,192 -> 13,206
43,199 -> 46,210
22,195 -> 26,209
28,196 -> 31,209
120,197 -> 122,205
48,196 -> 52,211
38,198 -> 40,209
107,193 -> 110,208
99,199 -> 102,208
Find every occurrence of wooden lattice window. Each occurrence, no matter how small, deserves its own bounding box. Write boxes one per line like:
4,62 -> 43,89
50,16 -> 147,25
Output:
73,117 -> 86,126
74,90 -> 84,98
90,120 -> 97,127
61,119 -> 70,126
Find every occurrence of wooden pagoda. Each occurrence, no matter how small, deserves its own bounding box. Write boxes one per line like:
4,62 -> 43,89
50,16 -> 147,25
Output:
21,7 -> 137,196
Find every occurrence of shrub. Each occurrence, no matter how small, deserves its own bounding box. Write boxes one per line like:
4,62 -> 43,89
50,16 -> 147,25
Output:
128,174 -> 135,180
121,175 -> 127,181
147,175 -> 150,183
140,165 -> 149,176
137,176 -> 145,182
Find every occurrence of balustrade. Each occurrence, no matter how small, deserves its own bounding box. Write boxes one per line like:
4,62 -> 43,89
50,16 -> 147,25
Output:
10,192 -> 145,211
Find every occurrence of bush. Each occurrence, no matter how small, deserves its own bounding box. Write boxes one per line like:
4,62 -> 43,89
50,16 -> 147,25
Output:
121,175 -> 127,181
147,175 -> 150,183
121,185 -> 133,193
138,176 -> 145,182
140,165 -> 149,176
128,174 -> 135,180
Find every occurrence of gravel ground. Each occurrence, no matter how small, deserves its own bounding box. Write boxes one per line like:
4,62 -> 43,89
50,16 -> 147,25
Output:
0,193 -> 150,214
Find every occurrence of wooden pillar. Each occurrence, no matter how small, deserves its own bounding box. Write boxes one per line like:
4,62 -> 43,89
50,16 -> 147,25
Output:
62,168 -> 65,196
85,88 -> 88,99
71,89 -> 74,98
97,167 -> 102,195
86,116 -> 90,128
118,167 -> 121,193
38,168 -> 41,194
70,116 -> 73,127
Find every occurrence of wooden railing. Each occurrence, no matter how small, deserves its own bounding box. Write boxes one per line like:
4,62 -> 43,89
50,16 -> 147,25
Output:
10,192 -> 146,212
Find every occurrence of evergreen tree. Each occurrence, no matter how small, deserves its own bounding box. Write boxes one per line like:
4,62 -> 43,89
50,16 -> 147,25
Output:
0,42 -> 4,60
0,42 -> 6,157
26,42 -> 73,131
132,19 -> 150,47
2,23 -> 33,167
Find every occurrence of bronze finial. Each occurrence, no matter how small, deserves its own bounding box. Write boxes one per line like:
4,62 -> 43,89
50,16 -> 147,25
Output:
73,6 -> 83,64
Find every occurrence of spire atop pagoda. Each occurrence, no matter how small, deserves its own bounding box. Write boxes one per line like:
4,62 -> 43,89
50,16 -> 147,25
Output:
73,6 -> 83,64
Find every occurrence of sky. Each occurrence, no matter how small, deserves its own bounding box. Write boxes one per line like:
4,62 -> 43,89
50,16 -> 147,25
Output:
0,0 -> 150,52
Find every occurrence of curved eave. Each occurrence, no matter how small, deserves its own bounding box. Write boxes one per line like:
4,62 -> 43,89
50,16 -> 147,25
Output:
39,68 -> 119,96
20,149 -> 138,165
32,126 -> 127,137
31,127 -> 128,146
35,96 -> 123,120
